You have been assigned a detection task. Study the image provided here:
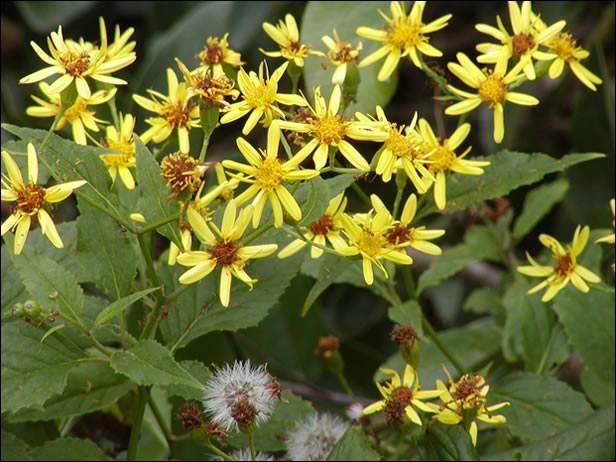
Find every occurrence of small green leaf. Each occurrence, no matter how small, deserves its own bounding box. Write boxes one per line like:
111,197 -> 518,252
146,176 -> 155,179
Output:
1,322 -> 84,413
426,423 -> 478,461
388,300 -> 423,336
326,426 -> 382,461
110,340 -> 204,390
94,287 -> 160,328
513,178 -> 569,240
28,437 -> 107,461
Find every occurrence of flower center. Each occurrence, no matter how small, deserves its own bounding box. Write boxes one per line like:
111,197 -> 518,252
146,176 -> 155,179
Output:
358,230 -> 386,257
329,42 -> 355,63
310,214 -> 335,235
383,399 -> 407,425
63,97 -> 88,121
551,33 -> 577,62
386,126 -> 416,158
310,113 -> 347,145
60,51 -> 91,76
199,38 -> 224,65
453,375 -> 481,401
386,224 -> 411,245
160,152 -> 203,193
478,71 -> 507,106
255,156 -> 284,192
107,138 -> 135,156
244,81 -> 276,109
210,238 -> 240,266
230,398 -> 258,427
16,183 -> 46,215
554,253 -> 574,277
161,102 -> 191,128
391,386 -> 413,404
100,153 -> 132,167
427,145 -> 455,173
511,33 -> 535,59
387,18 -> 422,49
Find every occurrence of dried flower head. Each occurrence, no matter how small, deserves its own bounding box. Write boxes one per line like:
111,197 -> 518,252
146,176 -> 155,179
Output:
160,151 -> 206,198
285,413 -> 349,461
314,335 -> 340,359
175,402 -> 203,430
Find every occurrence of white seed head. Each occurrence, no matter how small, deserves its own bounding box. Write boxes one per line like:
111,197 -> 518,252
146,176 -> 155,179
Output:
285,412 -> 349,461
203,360 -> 277,432
214,448 -> 273,461
345,401 -> 365,421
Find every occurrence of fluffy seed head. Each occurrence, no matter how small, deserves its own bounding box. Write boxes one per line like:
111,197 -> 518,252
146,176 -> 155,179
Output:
285,412 -> 349,461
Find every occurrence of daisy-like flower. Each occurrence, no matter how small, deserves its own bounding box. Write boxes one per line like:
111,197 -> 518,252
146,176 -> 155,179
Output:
356,1 -> 452,81
321,28 -> 362,85
416,119 -> 490,210
370,193 -> 445,256
475,1 -> 566,80
517,225 -> 601,302
99,113 -> 137,189
356,107 -> 433,191
277,85 -> 388,171
177,200 -> 277,307
363,363 -> 442,426
104,22 -> 136,62
133,68 -> 200,153
221,122 -> 320,229
285,413 -> 348,461
336,207 -> 413,285
426,367 -> 509,447
1,144 -> 86,255
278,192 -> 348,259
445,52 -> 539,144
203,360 -> 279,432
195,33 -> 244,75
213,162 -> 242,201
19,17 -> 136,100
175,58 -> 239,108
260,14 -> 324,68
160,151 -> 207,200
26,82 -> 116,145
219,61 -> 306,135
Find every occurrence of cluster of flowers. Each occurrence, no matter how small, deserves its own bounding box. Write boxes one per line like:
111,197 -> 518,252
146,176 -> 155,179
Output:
2,1 -> 613,308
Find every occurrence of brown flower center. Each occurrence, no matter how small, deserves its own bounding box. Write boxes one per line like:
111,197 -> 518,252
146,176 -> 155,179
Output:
17,184 -> 46,215
210,238 -> 240,266
386,224 -> 411,245
160,152 -> 203,194
61,51 -> 91,76
554,253 -> 573,277
511,33 -> 535,59
230,399 -> 258,427
161,102 -> 191,128
383,398 -> 407,425
199,38 -> 224,65
391,324 -> 417,345
310,214 -> 335,236
453,376 -> 481,401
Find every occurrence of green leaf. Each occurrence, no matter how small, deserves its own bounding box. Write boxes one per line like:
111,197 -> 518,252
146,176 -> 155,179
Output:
164,360 -> 211,401
228,390 -> 314,452
1,246 -> 25,312
426,423 -> 478,461
134,137 -> 182,246
552,286 -> 615,406
76,199 -> 139,300
28,437 -> 107,461
1,430 -> 31,461
15,1 -> 95,33
1,321 -> 84,413
490,372 -> 594,443
388,300 -> 423,336
416,151 -> 604,219
296,176 -> 330,227
8,236 -> 84,324
512,178 -> 569,240
326,426 -> 382,461
301,2 -> 398,115
7,362 -> 133,422
484,406 -> 614,461
463,287 -> 505,317
110,340 -> 204,390
94,287 -> 160,328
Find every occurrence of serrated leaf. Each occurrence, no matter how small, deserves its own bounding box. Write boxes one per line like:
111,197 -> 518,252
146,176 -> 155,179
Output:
1,322 -> 84,413
387,300 -> 423,336
301,2 -> 398,115
7,362 -> 133,422
416,151 -> 604,219
326,426 -> 382,461
110,340 -> 204,390
164,360 -> 211,401
28,437 -> 107,461
94,287 -> 160,328
228,390 -> 314,452
513,178 -> 569,240
426,423 -> 478,461
490,372 -> 594,443
76,199 -> 138,300
134,137 -> 182,246
1,430 -> 31,461
483,406 -> 614,461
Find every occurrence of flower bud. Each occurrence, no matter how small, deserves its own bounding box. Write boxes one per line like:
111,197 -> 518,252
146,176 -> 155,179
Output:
12,303 -> 25,318
24,299 -> 41,319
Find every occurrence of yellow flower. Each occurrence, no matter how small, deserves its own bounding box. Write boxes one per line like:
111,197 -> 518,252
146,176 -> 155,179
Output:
99,113 -> 137,189
426,368 -> 509,447
177,200 -> 277,307
370,193 -> 445,256
168,221 -> 193,266
416,119 -> 490,210
219,61 -> 306,135
195,33 -> 244,75
363,364 -> 442,426
445,52 -> 539,144
278,192 -> 348,259
475,1 -> 566,80
19,17 -> 136,99
1,144 -> 86,254
133,68 -> 200,153
277,85 -> 388,171
336,207 -> 413,285
321,28 -> 362,85
517,225 -> 601,302
356,106 -> 432,191
356,1 -> 452,81
175,58 -> 240,108
595,199 -> 615,245
221,122 -> 319,228
260,14 -> 324,67
26,82 -> 116,145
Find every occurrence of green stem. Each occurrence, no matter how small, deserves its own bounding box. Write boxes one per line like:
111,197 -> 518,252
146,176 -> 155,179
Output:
137,233 -> 164,341
248,432 -> 256,461
350,182 -> 371,208
107,96 -> 120,131
165,283 -> 192,305
401,266 -> 417,301
206,442 -> 235,461
147,393 -> 177,459
242,221 -> 274,245
126,387 -> 148,461
422,316 -> 465,375
137,212 -> 182,235
336,372 -> 356,401
199,134 -> 210,162
40,110 -> 63,152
